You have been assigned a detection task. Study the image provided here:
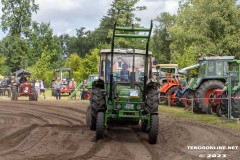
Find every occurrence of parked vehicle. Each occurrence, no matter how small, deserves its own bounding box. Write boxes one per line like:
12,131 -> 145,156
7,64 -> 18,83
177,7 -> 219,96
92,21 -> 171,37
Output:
52,68 -> 72,96
11,69 -> 37,101
182,56 -> 234,112
86,21 -> 159,144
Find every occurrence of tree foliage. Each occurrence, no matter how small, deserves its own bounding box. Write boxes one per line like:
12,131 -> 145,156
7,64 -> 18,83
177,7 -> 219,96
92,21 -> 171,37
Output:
168,0 -> 240,66
1,0 -> 39,37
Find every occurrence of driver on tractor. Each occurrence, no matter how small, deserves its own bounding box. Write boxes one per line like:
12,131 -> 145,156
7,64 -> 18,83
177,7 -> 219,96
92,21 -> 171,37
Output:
119,63 -> 130,81
19,75 -> 28,84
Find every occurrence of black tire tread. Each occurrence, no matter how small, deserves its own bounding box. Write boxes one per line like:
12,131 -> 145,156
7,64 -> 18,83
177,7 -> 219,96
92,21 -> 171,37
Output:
148,115 -> 159,144
145,88 -> 159,113
96,112 -> 104,140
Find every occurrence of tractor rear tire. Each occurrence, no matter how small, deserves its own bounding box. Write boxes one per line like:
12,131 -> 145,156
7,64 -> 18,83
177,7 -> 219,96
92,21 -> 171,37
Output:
145,88 -> 159,113
148,115 -> 159,144
96,112 -> 104,140
166,86 -> 178,106
91,87 -> 105,130
86,105 -> 91,126
231,90 -> 240,118
195,80 -> 224,113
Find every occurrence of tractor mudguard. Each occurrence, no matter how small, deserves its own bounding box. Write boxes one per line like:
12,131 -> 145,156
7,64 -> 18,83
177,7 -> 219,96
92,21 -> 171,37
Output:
93,79 -> 105,89
160,84 -> 178,94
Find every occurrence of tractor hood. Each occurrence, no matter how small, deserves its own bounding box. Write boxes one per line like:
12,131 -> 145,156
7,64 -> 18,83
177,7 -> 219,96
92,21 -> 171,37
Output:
118,88 -> 139,99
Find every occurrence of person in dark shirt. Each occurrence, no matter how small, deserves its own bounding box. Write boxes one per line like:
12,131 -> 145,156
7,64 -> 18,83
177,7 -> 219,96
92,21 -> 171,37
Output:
53,77 -> 62,100
120,63 -> 130,81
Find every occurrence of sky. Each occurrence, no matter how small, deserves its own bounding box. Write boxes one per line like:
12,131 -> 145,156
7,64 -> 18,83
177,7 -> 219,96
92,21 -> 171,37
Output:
0,0 -> 180,39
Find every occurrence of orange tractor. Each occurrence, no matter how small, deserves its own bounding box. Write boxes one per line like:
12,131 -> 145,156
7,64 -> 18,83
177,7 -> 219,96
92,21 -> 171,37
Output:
158,64 -> 181,105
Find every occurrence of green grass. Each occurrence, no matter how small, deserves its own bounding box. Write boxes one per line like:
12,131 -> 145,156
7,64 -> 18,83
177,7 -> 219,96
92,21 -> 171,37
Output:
159,105 -> 240,131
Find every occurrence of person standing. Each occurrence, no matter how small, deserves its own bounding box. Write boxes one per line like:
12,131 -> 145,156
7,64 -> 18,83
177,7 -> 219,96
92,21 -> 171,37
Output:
53,77 -> 62,100
35,79 -> 40,97
40,80 -> 45,99
69,78 -> 77,99
81,80 -> 87,100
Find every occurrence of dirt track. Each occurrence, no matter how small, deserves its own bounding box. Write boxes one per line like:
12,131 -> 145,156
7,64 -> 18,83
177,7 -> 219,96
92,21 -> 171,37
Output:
0,99 -> 239,160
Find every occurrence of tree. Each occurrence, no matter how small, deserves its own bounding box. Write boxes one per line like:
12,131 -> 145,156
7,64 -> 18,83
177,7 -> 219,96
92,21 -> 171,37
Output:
1,0 -> 39,37
151,12 -> 176,64
169,0 -> 240,66
65,53 -> 82,72
0,55 -> 10,75
0,36 -> 30,72
78,48 -> 99,81
28,21 -> 63,68
28,46 -> 51,79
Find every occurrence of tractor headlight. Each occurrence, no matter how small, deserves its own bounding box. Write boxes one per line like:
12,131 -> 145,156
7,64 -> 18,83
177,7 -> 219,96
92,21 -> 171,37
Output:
136,104 -> 142,110
116,104 -> 122,110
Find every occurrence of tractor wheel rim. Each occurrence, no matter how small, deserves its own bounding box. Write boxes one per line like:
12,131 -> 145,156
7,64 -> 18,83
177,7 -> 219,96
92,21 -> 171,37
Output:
204,89 -> 215,106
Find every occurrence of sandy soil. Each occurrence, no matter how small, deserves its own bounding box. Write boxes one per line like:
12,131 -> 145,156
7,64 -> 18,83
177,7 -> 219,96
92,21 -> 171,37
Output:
0,97 -> 239,160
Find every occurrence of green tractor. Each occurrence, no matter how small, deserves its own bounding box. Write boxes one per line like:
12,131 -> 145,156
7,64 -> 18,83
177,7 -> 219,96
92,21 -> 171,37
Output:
212,60 -> 240,118
86,21 -> 159,144
182,56 -> 234,112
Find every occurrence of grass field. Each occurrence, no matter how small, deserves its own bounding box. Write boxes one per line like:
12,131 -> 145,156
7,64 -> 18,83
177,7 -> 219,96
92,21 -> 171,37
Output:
159,105 -> 240,131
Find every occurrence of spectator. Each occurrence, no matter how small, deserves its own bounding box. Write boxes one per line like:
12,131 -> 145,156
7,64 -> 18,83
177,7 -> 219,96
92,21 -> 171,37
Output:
0,77 -> 8,96
81,80 -> 87,100
69,78 -> 77,99
53,77 -> 62,100
35,79 -> 40,97
151,75 -> 158,82
40,80 -> 45,99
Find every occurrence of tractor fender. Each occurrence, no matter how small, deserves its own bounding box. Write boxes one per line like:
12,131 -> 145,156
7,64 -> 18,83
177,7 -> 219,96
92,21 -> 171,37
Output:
160,84 -> 178,94
92,79 -> 105,89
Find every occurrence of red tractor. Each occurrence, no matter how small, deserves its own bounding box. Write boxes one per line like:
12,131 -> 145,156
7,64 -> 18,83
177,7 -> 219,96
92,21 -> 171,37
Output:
52,68 -> 72,96
11,69 -> 38,101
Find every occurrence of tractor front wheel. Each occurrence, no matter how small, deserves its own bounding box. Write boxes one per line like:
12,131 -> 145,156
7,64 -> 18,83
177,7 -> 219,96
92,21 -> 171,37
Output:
148,114 -> 159,144
96,112 -> 104,140
166,86 -> 178,106
146,88 -> 159,113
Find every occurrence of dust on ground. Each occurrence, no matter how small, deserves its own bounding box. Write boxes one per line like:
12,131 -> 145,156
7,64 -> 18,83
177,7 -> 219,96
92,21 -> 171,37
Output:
0,97 -> 239,160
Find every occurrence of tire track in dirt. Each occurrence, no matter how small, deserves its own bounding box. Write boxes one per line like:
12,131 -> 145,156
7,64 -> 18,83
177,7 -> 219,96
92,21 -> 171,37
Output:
0,102 -> 85,125
155,115 -> 240,159
0,101 -> 96,160
0,100 -> 240,160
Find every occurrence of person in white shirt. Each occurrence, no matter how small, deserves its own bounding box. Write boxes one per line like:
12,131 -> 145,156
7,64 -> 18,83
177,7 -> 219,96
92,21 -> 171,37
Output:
35,79 -> 40,97
40,80 -> 45,99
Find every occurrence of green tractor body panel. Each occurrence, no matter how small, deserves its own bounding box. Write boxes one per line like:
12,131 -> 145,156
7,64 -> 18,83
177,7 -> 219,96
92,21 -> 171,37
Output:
188,56 -> 234,90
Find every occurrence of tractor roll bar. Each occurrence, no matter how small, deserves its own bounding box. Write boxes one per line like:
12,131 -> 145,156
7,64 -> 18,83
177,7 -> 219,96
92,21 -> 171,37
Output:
109,21 -> 153,102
